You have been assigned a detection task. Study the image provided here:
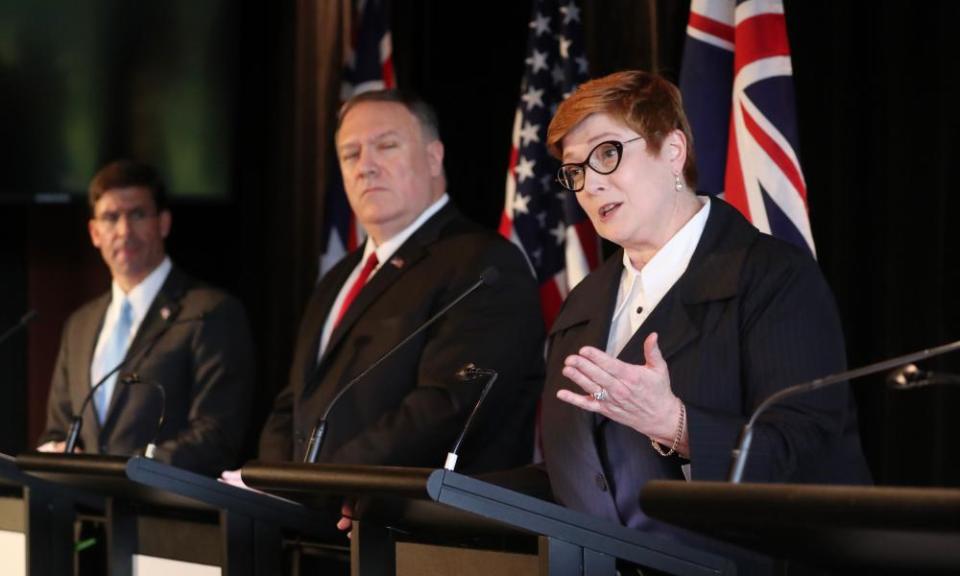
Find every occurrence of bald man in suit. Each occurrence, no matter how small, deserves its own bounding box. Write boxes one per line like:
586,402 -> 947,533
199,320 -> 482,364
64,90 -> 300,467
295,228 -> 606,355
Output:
257,91 -> 545,474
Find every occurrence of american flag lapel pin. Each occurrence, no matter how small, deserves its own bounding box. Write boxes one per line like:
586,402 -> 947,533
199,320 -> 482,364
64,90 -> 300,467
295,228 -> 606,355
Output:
390,257 -> 405,269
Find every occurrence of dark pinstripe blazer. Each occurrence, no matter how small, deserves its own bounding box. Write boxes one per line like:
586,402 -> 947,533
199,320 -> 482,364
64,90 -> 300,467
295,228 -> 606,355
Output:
542,198 -> 871,533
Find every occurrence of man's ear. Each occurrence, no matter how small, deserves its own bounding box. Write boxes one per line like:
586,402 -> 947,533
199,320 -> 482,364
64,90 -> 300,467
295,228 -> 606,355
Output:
426,140 -> 445,177
88,218 -> 101,248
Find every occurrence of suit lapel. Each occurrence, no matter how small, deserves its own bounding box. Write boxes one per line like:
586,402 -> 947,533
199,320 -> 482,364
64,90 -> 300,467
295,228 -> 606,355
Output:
547,252 -> 623,448
101,268 -> 188,426
542,255 -> 630,521
318,241 -> 427,369
300,252 -> 360,387
615,198 -> 754,367
125,268 -> 188,371
616,290 -> 699,373
306,203 -> 458,393
549,253 -> 623,351
80,294 -> 110,437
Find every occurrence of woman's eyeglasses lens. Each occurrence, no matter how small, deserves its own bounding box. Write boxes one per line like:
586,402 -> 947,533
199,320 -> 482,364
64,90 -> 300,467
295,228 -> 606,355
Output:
557,140 -> 626,192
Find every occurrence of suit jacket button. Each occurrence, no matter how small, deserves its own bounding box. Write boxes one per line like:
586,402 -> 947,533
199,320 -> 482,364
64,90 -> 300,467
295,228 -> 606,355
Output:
595,473 -> 608,492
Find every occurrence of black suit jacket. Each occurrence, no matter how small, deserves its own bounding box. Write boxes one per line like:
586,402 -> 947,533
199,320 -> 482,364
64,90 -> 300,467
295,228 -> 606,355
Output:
258,204 -> 545,472
41,267 -> 255,476
543,198 -> 871,533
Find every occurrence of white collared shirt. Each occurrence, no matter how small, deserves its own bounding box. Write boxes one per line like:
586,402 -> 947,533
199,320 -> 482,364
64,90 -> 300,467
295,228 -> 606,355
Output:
605,198 -> 711,357
318,195 -> 450,358
90,256 -> 173,386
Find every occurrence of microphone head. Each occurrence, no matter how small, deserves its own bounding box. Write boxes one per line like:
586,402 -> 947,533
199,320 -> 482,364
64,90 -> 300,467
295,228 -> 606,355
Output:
887,364 -> 921,388
456,362 -> 496,381
479,266 -> 500,287
457,363 -> 479,380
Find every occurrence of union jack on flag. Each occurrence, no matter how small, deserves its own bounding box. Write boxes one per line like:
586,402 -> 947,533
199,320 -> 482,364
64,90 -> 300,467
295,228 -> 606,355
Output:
680,0 -> 815,255
319,0 -> 396,276
500,0 -> 600,329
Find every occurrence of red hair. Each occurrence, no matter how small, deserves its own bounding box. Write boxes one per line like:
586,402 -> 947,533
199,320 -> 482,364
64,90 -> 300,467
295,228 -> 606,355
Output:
547,70 -> 698,189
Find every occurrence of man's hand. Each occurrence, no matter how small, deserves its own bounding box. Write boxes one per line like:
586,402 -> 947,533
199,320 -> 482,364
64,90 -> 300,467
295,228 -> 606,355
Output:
36,441 -> 79,453
218,469 -> 248,488
336,501 -> 354,535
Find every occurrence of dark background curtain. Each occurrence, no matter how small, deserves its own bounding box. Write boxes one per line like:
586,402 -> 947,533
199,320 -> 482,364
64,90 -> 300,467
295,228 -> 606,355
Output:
3,0 -> 958,485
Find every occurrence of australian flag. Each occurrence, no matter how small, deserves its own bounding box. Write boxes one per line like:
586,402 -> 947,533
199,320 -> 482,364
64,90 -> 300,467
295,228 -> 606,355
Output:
680,0 -> 815,255
500,0 -> 600,329
319,0 -> 396,276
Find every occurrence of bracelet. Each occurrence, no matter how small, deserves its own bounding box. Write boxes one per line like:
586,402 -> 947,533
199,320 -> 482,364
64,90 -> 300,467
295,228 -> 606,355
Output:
650,399 -> 686,457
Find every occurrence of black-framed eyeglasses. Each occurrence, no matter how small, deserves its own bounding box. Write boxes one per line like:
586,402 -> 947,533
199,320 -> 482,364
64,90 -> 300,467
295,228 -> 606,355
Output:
556,136 -> 644,193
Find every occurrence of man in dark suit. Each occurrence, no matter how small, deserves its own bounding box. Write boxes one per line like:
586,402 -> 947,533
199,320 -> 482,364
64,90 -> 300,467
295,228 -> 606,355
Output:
257,91 -> 544,476
38,160 -> 254,477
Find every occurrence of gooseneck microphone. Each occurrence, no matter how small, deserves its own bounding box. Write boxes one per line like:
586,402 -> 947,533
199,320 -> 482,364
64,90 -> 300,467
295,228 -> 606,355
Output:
444,363 -> 498,471
0,309 -> 38,347
123,374 -> 167,458
303,266 -> 501,464
886,363 -> 960,388
728,338 -> 960,483
64,360 -> 125,454
63,308 -> 201,454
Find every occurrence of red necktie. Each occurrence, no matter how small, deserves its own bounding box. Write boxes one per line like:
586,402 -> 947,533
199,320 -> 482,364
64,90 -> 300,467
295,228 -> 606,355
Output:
333,252 -> 379,328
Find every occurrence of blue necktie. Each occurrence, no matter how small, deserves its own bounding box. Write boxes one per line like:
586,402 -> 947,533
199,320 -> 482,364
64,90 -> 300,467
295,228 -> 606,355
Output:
94,298 -> 133,423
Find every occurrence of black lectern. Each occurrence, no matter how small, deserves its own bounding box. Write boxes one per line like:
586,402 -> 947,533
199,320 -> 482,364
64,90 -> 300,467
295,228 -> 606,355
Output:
15,453 -> 333,576
242,462 -> 735,576
641,480 -> 960,573
2,453 -> 104,576
125,456 -> 340,575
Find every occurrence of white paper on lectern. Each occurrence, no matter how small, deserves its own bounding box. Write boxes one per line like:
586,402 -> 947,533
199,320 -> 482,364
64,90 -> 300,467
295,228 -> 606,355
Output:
0,530 -> 25,576
133,554 -> 220,576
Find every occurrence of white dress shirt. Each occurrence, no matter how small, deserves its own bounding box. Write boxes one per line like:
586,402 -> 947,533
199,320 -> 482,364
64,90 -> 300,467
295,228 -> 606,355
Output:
605,198 -> 711,357
90,257 -> 173,390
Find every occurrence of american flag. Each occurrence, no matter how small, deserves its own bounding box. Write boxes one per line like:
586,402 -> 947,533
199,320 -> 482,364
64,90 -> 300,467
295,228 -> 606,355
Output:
319,0 -> 396,275
680,0 -> 815,255
500,0 -> 599,329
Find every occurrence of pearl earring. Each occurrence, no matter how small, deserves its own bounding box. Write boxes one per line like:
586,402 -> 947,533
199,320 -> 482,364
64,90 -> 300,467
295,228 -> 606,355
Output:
674,173 -> 683,192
